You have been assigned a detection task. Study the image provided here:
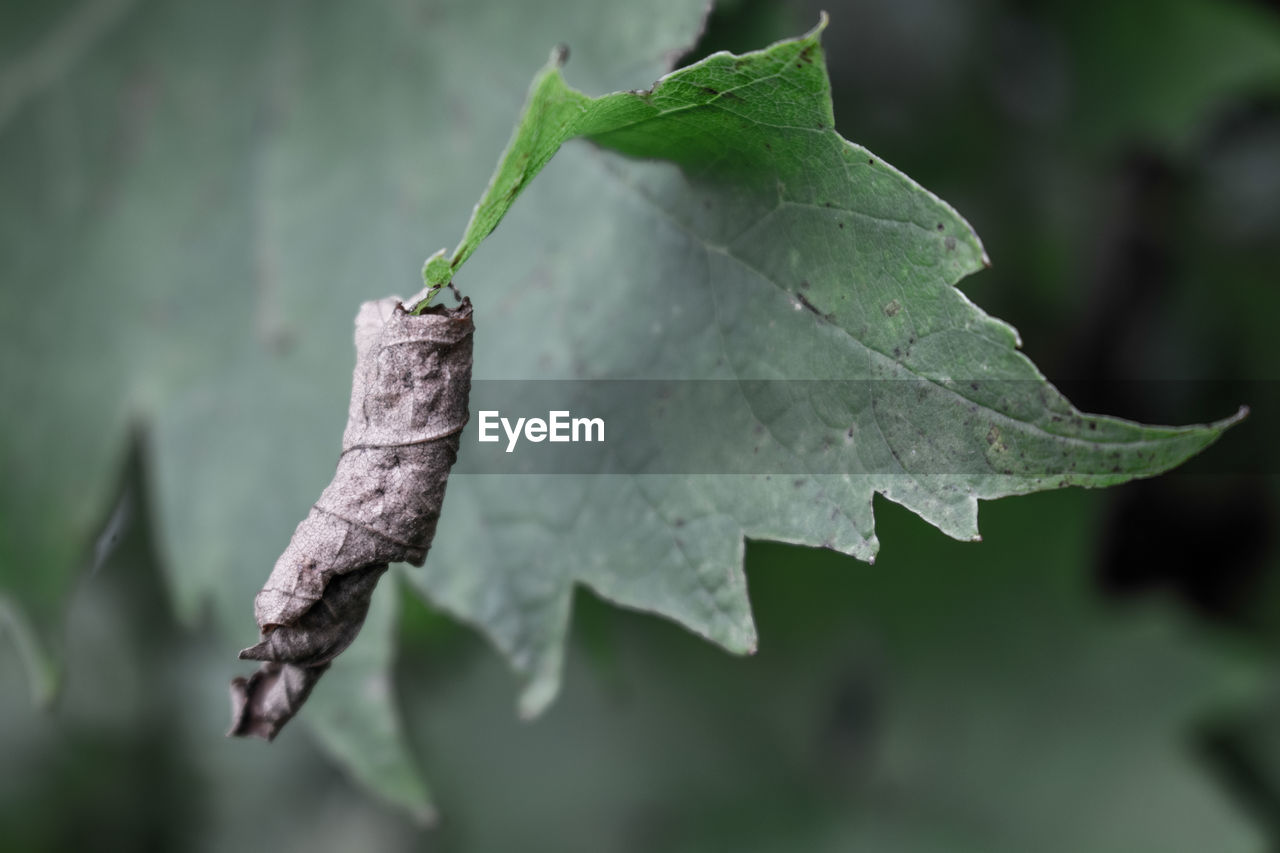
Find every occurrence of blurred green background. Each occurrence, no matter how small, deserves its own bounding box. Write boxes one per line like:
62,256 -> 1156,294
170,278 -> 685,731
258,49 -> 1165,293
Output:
3,0 -> 1279,849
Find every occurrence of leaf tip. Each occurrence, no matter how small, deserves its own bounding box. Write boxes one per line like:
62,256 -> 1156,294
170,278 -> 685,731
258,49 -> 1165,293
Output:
411,803 -> 440,829
238,641 -> 270,661
812,10 -> 830,37
226,675 -> 276,741
1204,403 -> 1250,437
516,677 -> 559,721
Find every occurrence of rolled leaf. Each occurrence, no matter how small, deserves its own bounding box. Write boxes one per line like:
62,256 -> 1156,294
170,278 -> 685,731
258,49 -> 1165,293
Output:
230,295 -> 474,740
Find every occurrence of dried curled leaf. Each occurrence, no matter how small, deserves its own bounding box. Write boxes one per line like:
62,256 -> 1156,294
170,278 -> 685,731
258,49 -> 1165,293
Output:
230,295 -> 474,740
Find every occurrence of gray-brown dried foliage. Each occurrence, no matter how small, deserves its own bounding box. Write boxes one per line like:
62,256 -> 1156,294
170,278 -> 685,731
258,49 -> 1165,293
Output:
230,295 -> 474,740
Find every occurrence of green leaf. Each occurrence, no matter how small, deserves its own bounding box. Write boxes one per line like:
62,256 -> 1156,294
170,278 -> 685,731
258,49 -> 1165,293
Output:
0,0 -> 1246,821
400,491 -> 1265,851
407,18 -> 1243,716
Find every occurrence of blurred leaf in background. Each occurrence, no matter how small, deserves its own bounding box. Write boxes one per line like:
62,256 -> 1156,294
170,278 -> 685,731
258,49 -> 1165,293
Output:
400,490 -> 1264,851
0,0 -> 711,822
2,0 -> 1279,850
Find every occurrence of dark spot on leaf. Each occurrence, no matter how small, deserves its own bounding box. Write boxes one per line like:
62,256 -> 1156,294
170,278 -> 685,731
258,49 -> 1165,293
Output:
699,85 -> 720,96
1089,422 -> 1097,430
796,292 -> 826,319
883,299 -> 901,317
674,518 -> 685,528
793,479 -> 805,488
800,279 -> 810,289
867,158 -> 875,166
765,142 -> 773,151
969,382 -> 979,391
1111,465 -> 1122,473
893,347 -> 902,358
944,236 -> 956,251
838,222 -> 844,229
936,223 -> 944,231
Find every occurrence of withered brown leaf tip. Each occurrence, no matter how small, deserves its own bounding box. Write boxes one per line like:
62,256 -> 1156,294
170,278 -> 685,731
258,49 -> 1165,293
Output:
229,295 -> 473,740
